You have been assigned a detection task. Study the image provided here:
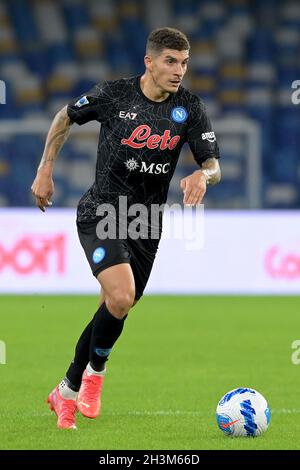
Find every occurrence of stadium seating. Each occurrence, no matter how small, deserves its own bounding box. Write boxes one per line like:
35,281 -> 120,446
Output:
0,0 -> 299,208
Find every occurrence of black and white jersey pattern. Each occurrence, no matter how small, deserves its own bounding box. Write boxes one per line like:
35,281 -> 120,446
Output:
67,75 -> 220,223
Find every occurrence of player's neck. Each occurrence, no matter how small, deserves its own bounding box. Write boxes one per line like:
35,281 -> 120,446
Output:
140,73 -> 170,103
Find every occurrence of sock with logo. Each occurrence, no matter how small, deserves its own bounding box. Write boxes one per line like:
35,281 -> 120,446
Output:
89,302 -> 127,372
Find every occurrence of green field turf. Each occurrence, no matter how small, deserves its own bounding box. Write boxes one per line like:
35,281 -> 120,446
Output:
1,295 -> 300,450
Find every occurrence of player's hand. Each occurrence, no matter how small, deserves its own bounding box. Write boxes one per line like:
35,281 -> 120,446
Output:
180,170 -> 207,206
31,170 -> 54,212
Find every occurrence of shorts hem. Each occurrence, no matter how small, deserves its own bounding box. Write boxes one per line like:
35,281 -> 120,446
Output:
93,259 -> 130,279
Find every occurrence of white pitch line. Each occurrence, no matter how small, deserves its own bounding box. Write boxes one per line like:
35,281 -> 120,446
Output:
270,408 -> 300,414
30,408 -> 300,418
125,409 -> 300,416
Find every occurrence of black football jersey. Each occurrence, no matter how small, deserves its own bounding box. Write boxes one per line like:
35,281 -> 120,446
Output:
67,75 -> 219,223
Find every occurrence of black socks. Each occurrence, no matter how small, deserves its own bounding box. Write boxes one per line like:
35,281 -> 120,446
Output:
89,303 -> 126,371
65,314 -> 96,390
66,303 -> 126,388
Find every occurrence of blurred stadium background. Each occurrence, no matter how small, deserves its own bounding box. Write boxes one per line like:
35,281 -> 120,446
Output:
1,0 -> 300,451
0,0 -> 299,209
0,0 -> 299,295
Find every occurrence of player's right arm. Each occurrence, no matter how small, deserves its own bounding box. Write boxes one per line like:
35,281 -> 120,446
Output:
31,105 -> 73,212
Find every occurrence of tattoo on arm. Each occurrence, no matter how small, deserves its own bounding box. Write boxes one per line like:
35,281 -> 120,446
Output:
38,106 -> 73,171
201,157 -> 221,185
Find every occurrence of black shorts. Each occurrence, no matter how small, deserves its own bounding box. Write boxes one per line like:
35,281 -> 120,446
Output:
77,219 -> 160,300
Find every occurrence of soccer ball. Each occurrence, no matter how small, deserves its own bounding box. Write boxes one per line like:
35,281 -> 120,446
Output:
216,387 -> 270,437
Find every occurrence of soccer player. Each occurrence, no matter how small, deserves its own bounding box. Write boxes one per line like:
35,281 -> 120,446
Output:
31,27 -> 221,429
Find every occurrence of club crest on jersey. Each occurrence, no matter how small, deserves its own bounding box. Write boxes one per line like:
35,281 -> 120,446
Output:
171,107 -> 188,123
75,96 -> 89,108
92,247 -> 106,264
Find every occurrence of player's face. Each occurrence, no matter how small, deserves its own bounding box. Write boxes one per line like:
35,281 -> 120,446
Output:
146,49 -> 189,93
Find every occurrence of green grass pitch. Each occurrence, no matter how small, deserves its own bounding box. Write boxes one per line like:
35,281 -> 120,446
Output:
1,295 -> 300,450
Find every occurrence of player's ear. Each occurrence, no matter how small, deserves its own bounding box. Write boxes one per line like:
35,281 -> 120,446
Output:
144,55 -> 153,72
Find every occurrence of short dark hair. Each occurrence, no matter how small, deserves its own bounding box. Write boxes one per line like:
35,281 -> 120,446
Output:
146,27 -> 190,55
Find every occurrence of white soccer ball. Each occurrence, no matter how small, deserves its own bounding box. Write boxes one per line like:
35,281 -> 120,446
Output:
216,387 -> 271,437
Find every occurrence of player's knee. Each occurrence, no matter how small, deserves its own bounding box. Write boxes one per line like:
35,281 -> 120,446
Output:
106,289 -> 135,319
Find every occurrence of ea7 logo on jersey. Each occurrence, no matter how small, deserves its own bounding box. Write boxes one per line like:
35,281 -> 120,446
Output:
202,131 -> 216,143
119,111 -> 137,120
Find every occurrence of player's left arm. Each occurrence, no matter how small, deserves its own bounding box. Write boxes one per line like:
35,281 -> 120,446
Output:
180,157 -> 221,206
182,94 -> 221,206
